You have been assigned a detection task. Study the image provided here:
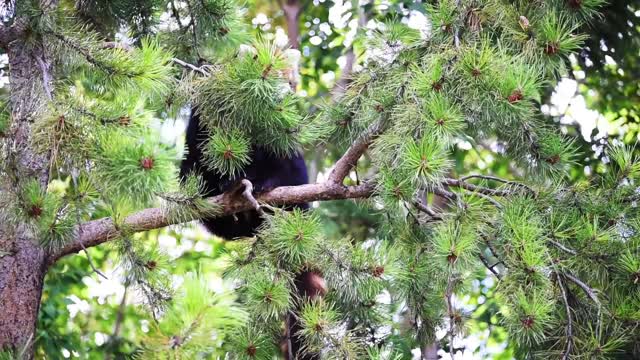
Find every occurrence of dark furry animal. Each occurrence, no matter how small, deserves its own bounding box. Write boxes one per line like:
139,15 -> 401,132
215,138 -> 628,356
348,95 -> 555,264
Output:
179,111 -> 309,238
180,111 -> 322,360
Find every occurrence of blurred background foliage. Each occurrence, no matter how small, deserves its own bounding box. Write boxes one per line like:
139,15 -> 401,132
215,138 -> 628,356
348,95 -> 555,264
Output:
2,0 -> 633,358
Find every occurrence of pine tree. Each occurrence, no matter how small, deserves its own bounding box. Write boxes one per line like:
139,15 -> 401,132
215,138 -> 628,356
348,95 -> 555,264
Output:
1,0 -> 638,359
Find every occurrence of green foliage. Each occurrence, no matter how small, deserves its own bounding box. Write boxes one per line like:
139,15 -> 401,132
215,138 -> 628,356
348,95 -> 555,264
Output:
92,128 -> 177,206
194,40 -> 329,157
202,128 -> 251,177
13,179 -> 74,249
226,327 -> 278,360
432,221 -> 479,271
10,0 -> 640,358
162,0 -> 249,60
51,31 -> 175,106
72,0 -> 164,39
160,173 -> 222,224
537,13 -> 587,73
500,289 -> 555,347
140,275 -> 246,358
422,93 -> 466,142
297,299 -> 340,352
244,274 -> 293,321
259,209 -> 323,270
36,251 -> 141,359
399,136 -> 452,186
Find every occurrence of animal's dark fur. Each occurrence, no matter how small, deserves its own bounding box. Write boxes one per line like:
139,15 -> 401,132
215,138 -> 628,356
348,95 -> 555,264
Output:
179,111 -> 309,238
180,111 -> 320,359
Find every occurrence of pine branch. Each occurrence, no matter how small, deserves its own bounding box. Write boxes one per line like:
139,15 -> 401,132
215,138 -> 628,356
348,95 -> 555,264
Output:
327,120 -> 385,184
564,272 -> 600,306
49,172 -> 518,264
459,174 -> 535,194
48,181 -> 376,264
101,42 -> 209,76
414,200 -> 443,220
548,239 -> 578,256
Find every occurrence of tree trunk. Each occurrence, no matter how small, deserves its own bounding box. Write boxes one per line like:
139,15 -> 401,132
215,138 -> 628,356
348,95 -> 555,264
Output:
0,233 -> 47,356
0,31 -> 53,358
282,0 -> 301,49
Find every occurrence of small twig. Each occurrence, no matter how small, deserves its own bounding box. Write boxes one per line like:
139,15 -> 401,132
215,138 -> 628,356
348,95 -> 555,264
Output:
106,284 -> 129,359
564,271 -> 603,334
171,57 -> 209,75
481,234 -> 505,269
453,28 -> 461,50
414,200 -> 443,220
445,277 -> 456,357
80,241 -> 108,280
556,275 -> 574,360
169,0 -> 186,33
71,173 -> 108,280
564,272 -> 600,306
548,239 -> 578,256
237,237 -> 262,266
432,187 -> 457,201
460,174 -> 535,194
479,254 -> 501,278
285,312 -> 295,360
403,202 -> 421,224
257,202 -> 280,213
184,0 -> 201,58
463,189 -> 502,209
102,41 -> 133,51
444,178 -> 512,197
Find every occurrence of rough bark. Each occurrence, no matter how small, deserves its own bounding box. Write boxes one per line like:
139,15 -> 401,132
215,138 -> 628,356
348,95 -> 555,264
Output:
51,181 -> 376,263
0,228 -> 47,356
0,20 -> 53,358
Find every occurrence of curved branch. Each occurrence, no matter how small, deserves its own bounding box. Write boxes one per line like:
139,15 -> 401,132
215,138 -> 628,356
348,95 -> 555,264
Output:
327,121 -> 385,184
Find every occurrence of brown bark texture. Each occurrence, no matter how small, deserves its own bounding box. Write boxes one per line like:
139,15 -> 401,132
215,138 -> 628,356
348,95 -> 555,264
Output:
0,30 -> 54,357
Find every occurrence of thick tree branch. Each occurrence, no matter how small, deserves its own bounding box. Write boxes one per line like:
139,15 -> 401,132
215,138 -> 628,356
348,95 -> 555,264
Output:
49,125 -> 524,266
49,181 -> 376,264
50,173 -> 520,265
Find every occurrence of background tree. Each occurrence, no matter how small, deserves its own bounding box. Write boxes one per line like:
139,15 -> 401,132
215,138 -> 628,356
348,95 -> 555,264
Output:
1,1 -> 640,359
